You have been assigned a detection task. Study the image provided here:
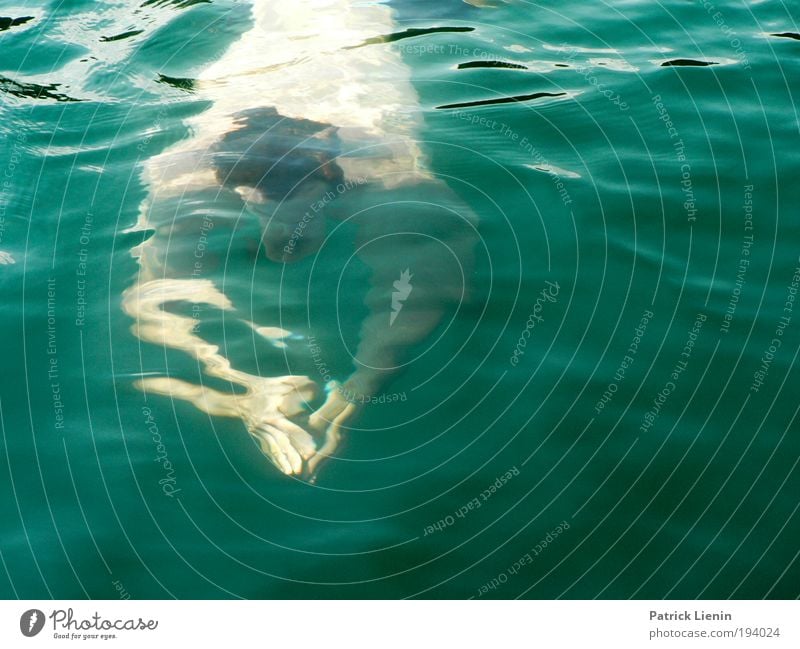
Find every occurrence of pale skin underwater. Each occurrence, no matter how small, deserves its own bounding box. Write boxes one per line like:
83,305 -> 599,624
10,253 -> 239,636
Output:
123,0 -> 478,478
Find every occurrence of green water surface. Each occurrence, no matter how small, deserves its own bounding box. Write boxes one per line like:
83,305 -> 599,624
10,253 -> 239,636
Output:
0,0 -> 798,598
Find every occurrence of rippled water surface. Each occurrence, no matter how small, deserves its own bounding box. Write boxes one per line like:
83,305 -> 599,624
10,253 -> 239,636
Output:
1,0 -> 799,598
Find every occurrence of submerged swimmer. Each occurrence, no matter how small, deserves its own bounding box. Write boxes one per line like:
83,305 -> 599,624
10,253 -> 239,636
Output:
123,0 -> 477,478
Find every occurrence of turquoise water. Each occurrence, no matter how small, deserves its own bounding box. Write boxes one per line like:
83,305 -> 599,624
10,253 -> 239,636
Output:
1,0 -> 799,599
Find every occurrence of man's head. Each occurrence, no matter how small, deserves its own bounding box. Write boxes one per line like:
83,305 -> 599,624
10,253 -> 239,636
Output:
211,107 -> 344,262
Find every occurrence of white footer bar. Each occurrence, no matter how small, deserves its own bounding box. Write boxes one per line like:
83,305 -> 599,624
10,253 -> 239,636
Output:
1,600 -> 796,647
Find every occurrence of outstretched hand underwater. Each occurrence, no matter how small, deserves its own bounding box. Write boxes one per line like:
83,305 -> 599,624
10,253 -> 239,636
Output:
123,277 -> 365,479
136,374 -> 358,479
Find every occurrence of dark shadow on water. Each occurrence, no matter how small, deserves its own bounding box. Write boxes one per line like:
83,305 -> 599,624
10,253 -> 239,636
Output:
156,73 -> 196,91
770,32 -> 800,41
457,60 -> 527,70
660,59 -> 718,67
348,26 -> 474,49
100,29 -> 145,42
140,0 -> 211,8
0,76 -> 82,103
436,91 -> 566,110
0,16 -> 33,31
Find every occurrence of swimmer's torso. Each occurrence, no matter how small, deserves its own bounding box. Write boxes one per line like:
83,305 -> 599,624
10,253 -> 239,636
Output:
123,0 -> 477,477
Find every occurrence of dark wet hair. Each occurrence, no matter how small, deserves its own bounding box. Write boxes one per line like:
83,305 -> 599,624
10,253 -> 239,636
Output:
212,106 -> 344,201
